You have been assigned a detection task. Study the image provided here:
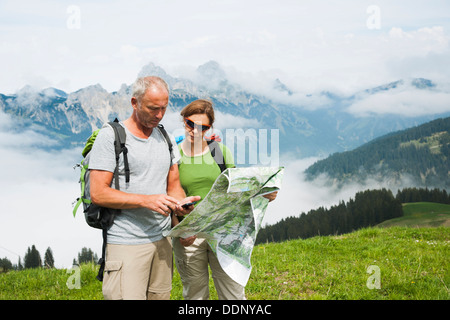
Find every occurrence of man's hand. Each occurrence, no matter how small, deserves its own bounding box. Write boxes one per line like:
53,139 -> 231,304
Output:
173,195 -> 201,217
141,194 -> 180,216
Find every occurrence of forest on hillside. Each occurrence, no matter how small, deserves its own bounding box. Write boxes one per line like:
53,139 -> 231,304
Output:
256,187 -> 450,244
304,117 -> 450,188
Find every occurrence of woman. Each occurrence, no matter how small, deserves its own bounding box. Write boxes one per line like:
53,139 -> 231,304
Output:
173,99 -> 245,300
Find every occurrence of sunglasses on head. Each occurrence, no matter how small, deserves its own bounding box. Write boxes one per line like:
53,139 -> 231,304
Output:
185,118 -> 211,132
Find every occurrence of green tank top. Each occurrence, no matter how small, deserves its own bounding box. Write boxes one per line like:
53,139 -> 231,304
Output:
178,142 -> 235,204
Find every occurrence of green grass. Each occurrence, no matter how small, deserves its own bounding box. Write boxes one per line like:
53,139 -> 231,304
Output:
399,131 -> 447,154
0,263 -> 103,300
377,202 -> 450,228
1,226 -> 449,300
246,226 -> 449,300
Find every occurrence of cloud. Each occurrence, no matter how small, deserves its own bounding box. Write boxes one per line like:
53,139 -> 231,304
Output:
0,110 -> 99,268
388,26 -> 449,52
213,110 -> 262,131
1,1 -> 450,96
346,82 -> 450,117
163,23 -> 450,109
263,157 -> 361,226
386,51 -> 450,85
0,111 -> 60,149
262,154 -> 419,226
0,177 -> 101,269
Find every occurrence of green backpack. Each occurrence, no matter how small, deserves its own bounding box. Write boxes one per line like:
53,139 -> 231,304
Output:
72,119 -> 128,229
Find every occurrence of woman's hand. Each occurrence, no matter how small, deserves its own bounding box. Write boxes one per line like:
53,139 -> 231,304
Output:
179,235 -> 197,247
263,191 -> 278,202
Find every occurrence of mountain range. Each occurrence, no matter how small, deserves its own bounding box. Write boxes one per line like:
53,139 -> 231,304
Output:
1,61 -> 449,159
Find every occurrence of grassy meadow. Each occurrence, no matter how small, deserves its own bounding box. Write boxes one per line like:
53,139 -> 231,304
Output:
377,202 -> 450,228
1,203 -> 449,300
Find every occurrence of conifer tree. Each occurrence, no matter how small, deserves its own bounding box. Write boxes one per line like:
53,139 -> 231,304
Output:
77,247 -> 98,264
44,247 -> 55,268
0,257 -> 13,272
24,245 -> 42,269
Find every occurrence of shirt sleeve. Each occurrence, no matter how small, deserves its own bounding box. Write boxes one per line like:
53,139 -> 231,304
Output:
168,133 -> 181,166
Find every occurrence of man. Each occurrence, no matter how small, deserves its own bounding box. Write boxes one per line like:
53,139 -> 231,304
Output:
89,76 -> 200,300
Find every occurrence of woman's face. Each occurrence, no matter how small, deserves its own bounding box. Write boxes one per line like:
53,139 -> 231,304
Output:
184,113 -> 211,144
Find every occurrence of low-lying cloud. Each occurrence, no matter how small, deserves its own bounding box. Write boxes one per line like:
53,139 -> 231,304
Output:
0,110 -> 100,268
262,155 -> 418,226
346,84 -> 450,117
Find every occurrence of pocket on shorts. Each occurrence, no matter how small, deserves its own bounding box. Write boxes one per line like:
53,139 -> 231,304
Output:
102,261 -> 123,300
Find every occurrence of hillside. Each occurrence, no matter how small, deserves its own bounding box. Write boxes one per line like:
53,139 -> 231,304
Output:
305,117 -> 450,188
1,227 -> 448,300
377,202 -> 450,228
256,187 -> 450,245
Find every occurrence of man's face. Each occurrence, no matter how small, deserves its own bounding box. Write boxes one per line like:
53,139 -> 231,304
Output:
132,87 -> 169,129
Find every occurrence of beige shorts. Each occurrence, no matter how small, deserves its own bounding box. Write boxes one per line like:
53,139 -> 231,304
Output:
102,238 -> 173,300
173,237 -> 245,300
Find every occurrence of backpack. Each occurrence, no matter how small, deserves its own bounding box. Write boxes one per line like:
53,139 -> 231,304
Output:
207,140 -> 227,173
73,119 -> 173,281
72,119 -> 128,229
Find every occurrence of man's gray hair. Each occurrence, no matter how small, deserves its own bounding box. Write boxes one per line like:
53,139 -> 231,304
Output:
132,76 -> 169,102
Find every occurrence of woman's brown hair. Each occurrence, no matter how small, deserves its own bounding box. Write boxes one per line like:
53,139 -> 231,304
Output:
180,99 -> 215,126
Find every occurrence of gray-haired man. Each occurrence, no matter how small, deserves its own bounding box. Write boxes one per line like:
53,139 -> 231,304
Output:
89,76 -> 200,300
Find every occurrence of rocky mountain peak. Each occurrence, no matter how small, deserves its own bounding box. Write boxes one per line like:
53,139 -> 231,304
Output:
138,62 -> 172,83
196,60 -> 226,80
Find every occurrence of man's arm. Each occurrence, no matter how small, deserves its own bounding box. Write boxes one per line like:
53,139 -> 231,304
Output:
90,169 -> 180,216
166,163 -> 201,220
166,163 -> 186,200
166,163 -> 199,247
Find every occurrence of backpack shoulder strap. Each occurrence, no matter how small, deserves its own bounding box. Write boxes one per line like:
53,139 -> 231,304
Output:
108,119 -> 129,184
207,140 -> 227,173
96,119 -> 127,282
157,124 -> 174,165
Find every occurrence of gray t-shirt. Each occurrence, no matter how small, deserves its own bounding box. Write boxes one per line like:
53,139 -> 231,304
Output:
88,122 -> 181,245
